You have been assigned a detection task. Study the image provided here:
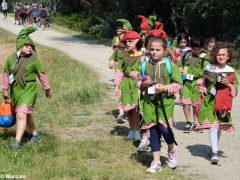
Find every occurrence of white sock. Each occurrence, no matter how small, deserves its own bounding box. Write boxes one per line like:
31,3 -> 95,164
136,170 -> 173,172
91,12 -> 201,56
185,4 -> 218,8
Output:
209,128 -> 221,153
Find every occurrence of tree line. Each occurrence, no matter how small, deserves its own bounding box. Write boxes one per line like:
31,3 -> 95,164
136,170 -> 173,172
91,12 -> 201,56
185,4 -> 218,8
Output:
9,0 -> 240,59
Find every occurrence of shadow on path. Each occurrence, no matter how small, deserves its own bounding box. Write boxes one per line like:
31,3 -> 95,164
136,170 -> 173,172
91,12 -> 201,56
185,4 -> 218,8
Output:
174,121 -> 186,131
131,152 -> 168,168
110,126 -> 129,137
186,144 -> 226,161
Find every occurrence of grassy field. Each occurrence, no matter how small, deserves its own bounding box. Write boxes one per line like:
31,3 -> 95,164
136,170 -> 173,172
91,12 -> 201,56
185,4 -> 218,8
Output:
0,28 -> 189,179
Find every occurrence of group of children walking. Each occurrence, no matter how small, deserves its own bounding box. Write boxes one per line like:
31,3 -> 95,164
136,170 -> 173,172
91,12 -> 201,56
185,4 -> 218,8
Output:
108,15 -> 238,173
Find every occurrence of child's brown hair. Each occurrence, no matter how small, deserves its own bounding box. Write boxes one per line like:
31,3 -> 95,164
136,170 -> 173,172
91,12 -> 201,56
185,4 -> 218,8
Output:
211,42 -> 237,64
150,36 -> 167,50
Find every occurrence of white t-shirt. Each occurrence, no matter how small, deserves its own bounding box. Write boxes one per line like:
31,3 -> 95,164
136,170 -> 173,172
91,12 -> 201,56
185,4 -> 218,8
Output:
1,2 -> 8,10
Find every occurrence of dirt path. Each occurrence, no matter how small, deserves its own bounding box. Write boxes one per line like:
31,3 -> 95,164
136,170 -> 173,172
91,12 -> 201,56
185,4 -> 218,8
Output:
0,17 -> 114,84
1,16 -> 239,180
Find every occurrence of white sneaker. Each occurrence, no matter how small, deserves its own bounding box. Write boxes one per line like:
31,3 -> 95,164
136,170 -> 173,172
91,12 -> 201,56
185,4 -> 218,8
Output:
146,160 -> 162,173
211,153 -> 219,165
166,147 -> 177,169
137,138 -> 150,152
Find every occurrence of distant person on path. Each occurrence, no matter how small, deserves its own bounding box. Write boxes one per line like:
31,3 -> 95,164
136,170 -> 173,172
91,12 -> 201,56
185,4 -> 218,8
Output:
39,5 -> 48,30
19,3 -> 28,25
14,3 -> 21,25
196,42 -> 238,165
1,0 -> 8,19
45,6 -> 50,27
1,27 -> 52,148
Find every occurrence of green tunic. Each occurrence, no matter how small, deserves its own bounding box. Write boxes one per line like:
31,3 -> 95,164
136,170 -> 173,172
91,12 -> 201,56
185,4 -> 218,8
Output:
4,53 -> 45,107
181,52 -> 210,104
112,35 -> 120,46
108,47 -> 126,63
137,59 -> 182,125
116,52 -> 143,108
198,69 -> 238,124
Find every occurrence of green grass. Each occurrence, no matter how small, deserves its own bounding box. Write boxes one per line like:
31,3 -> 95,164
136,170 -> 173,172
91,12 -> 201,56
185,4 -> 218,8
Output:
0,28 -> 190,179
0,133 -> 189,180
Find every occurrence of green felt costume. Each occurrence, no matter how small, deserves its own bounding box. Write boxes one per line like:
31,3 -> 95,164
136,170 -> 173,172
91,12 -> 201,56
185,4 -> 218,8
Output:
16,26 -> 37,51
116,52 -> 143,109
3,27 -> 46,108
135,59 -> 182,125
112,35 -> 120,46
108,47 -> 126,62
116,19 -> 133,30
181,52 -> 211,104
147,15 -> 157,28
198,69 -> 238,124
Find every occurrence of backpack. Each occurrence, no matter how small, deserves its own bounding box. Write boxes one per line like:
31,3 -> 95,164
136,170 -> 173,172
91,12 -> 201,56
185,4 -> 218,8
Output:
141,57 -> 172,77
40,9 -> 47,18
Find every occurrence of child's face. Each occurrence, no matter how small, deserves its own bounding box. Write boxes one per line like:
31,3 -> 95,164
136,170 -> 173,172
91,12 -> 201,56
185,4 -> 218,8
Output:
141,29 -> 148,36
21,43 -> 33,55
207,42 -> 215,52
192,47 -> 202,56
149,41 -> 166,61
179,39 -> 187,48
216,48 -> 229,66
126,39 -> 138,51
116,28 -> 123,35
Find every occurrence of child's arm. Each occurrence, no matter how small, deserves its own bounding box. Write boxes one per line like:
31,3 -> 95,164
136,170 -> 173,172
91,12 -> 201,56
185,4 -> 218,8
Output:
1,72 -> 10,99
165,62 -> 183,96
197,78 -> 207,97
221,73 -> 238,98
108,49 -> 117,69
37,73 -> 52,99
1,72 -> 9,90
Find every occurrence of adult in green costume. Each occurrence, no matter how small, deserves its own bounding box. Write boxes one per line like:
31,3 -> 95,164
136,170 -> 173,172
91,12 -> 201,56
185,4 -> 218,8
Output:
2,26 -> 52,148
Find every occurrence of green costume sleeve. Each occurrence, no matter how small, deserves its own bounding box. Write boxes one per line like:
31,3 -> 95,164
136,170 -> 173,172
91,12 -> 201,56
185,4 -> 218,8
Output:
112,35 -> 119,46
34,58 -> 45,73
132,59 -> 141,72
108,50 -> 117,61
3,54 -> 14,73
170,62 -> 183,84
116,58 -> 124,70
203,53 -> 211,68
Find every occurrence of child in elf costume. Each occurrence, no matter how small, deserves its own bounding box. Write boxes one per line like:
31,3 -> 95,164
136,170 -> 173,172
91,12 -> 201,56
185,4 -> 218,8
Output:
109,19 -> 133,69
114,31 -> 143,141
137,15 -> 151,51
1,27 -> 52,148
108,19 -> 133,122
137,36 -> 182,173
180,35 -> 211,133
196,42 -> 238,164
111,26 -> 124,50
149,22 -> 177,61
204,37 -> 216,52
174,33 -> 191,68
136,32 -> 171,152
